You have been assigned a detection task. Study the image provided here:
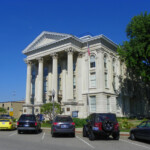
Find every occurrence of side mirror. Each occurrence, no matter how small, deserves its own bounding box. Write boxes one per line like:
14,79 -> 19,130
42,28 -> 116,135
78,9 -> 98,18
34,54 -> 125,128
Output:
136,125 -> 139,128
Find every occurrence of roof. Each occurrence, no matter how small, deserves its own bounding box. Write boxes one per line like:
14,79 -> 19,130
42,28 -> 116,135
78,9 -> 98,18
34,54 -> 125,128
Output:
22,31 -> 118,55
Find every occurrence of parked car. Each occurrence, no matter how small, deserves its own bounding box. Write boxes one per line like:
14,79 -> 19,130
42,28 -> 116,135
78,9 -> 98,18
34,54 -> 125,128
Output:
83,113 -> 120,141
0,114 -> 14,119
51,115 -> 75,137
17,114 -> 41,134
0,118 -> 16,130
130,120 -> 150,141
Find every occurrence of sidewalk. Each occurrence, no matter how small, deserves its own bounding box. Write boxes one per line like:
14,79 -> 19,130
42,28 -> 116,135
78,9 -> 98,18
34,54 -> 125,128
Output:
41,127 -> 130,136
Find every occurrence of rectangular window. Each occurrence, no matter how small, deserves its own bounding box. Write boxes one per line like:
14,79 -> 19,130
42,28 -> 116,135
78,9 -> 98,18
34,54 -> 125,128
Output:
105,73 -> 108,88
107,96 -> 110,112
90,96 -> 96,112
44,80 -> 47,93
113,76 -> 116,90
90,72 -> 96,88
73,75 -> 76,89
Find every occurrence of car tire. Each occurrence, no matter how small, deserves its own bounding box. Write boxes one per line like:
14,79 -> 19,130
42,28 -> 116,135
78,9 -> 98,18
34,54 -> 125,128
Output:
113,135 -> 120,140
18,130 -> 21,134
52,133 -> 55,137
83,127 -> 87,137
89,130 -> 95,141
72,133 -> 75,137
130,132 -> 136,140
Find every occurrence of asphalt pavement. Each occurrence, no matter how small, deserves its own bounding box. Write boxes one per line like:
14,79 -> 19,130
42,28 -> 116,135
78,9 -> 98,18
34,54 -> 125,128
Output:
0,130 -> 150,150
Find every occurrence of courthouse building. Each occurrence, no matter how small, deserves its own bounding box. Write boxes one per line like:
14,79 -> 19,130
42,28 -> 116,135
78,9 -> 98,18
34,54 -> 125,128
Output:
22,31 -> 127,118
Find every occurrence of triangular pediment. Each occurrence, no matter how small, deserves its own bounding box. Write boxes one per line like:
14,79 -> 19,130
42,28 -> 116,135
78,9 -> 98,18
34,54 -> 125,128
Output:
23,31 -> 71,54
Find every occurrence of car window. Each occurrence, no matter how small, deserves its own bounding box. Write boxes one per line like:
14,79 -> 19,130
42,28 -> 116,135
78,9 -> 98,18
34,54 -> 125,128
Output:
139,121 -> 146,128
146,122 -> 150,127
99,114 -> 117,122
19,115 -> 36,121
55,117 -> 72,122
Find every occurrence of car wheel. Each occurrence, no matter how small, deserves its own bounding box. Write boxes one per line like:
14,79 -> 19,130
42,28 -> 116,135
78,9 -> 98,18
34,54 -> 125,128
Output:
52,133 -> 55,137
113,135 -> 120,140
130,132 -> 136,140
89,130 -> 95,141
18,130 -> 21,134
83,127 -> 87,137
72,133 -> 75,137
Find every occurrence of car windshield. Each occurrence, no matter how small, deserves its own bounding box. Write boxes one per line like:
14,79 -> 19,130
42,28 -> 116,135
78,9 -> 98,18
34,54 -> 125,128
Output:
55,117 -> 73,122
19,115 -> 36,121
97,114 -> 117,122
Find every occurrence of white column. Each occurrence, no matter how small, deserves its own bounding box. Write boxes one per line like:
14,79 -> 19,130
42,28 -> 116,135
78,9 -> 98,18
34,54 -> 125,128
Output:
37,58 -> 43,104
52,53 -> 58,102
97,49 -> 104,91
67,49 -> 73,100
62,60 -> 66,102
47,63 -> 52,102
25,61 -> 32,105
77,53 -> 82,101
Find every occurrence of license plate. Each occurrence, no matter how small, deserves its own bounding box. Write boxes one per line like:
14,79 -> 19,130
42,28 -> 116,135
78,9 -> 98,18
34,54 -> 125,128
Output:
24,124 -> 29,127
92,127 -> 99,131
61,125 -> 68,128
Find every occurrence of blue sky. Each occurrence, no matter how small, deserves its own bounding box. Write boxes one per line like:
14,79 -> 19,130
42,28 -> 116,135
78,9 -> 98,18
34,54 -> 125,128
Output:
0,0 -> 149,102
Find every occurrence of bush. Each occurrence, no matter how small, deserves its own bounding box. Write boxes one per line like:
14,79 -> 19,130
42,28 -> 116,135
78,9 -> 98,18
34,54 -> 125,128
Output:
119,119 -> 134,130
73,118 -> 87,127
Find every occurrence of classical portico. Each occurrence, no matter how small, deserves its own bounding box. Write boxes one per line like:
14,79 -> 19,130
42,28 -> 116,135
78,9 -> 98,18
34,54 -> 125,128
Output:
22,31 -> 127,118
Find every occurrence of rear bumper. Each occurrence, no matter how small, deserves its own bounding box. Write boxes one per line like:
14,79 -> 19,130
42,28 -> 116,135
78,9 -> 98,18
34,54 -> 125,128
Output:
0,125 -> 14,130
17,127 -> 37,131
93,130 -> 120,136
53,128 -> 75,134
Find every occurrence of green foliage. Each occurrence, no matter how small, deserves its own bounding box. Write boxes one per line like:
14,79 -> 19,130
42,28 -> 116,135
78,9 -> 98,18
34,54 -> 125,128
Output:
40,102 -> 61,120
72,118 -> 87,127
0,107 -> 7,114
117,12 -> 150,84
119,119 -> 134,130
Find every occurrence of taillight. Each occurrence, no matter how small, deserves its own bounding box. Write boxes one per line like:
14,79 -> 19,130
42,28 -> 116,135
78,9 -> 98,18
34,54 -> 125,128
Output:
95,122 -> 102,131
114,123 -> 119,130
17,122 -> 19,126
53,122 -> 58,125
9,122 -> 12,125
71,122 -> 75,126
35,122 -> 37,126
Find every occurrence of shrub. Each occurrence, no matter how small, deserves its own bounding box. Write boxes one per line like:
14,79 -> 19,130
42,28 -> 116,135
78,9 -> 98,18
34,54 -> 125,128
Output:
72,118 -> 87,127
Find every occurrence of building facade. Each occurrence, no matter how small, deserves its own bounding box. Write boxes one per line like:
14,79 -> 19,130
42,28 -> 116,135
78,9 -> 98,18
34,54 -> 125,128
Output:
22,31 -> 127,118
0,101 -> 24,119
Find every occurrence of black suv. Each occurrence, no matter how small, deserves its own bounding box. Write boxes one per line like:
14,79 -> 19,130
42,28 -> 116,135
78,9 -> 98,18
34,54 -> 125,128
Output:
83,113 -> 120,140
17,114 -> 41,134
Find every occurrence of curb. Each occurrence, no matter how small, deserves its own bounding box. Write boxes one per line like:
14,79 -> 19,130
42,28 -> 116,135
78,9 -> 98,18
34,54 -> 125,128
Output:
41,128 -> 130,136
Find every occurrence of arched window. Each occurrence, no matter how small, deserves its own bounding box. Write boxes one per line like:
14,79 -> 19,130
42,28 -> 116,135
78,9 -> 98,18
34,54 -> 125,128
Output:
104,54 -> 107,69
112,58 -> 115,72
90,55 -> 96,68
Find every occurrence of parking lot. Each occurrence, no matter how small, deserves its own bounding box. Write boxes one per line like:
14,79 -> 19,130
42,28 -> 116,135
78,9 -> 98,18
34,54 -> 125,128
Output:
0,130 -> 150,150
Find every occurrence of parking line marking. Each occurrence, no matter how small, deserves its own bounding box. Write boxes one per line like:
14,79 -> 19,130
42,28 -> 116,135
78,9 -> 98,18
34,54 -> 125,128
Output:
120,139 -> 150,150
42,132 -> 45,140
8,132 -> 17,137
76,136 -> 95,149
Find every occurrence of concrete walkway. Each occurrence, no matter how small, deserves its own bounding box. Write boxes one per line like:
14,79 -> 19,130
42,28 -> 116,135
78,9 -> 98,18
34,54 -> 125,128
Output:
41,127 -> 130,136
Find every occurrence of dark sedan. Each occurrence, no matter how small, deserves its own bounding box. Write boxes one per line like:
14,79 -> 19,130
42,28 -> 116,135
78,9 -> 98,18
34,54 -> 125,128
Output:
130,120 -> 150,141
51,115 -> 75,137
17,114 -> 41,134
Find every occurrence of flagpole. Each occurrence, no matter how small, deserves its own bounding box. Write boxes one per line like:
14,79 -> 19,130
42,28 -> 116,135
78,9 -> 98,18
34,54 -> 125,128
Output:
87,42 -> 90,117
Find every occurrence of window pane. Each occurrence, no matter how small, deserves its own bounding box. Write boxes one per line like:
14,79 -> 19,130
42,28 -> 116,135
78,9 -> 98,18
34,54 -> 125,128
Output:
90,96 -> 96,112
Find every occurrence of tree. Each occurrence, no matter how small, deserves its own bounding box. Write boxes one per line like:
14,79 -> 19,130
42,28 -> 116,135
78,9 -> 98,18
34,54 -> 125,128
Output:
40,102 -> 61,120
117,12 -> 150,84
0,107 -> 7,114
